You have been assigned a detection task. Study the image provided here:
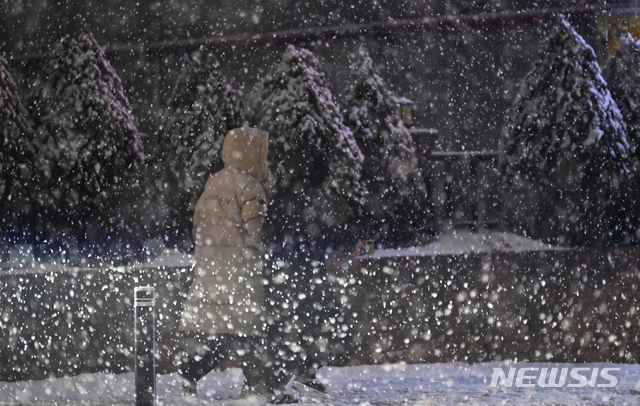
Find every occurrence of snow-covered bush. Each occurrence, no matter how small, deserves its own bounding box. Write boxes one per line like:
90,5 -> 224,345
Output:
0,56 -> 39,244
605,34 -> 640,153
500,17 -> 629,246
344,48 -> 429,245
29,30 -> 145,254
158,54 -> 245,247
253,45 -> 365,227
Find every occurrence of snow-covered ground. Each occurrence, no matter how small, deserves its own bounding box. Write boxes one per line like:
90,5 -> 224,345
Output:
2,231 -> 623,406
1,361 -> 639,406
17,231 -> 560,271
361,230 -> 565,259
132,231 -> 564,269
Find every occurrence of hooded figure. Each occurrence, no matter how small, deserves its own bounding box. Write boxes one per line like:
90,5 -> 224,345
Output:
178,128 -> 294,403
180,127 -> 274,336
263,143 -> 354,397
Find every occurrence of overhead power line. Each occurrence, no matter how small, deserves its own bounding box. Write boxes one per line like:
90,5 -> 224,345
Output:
8,4 -> 640,65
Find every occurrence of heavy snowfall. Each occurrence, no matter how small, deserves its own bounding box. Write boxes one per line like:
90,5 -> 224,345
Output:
4,1 -> 640,405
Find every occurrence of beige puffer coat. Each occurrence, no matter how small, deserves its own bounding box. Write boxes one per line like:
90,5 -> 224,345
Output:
179,127 -> 276,337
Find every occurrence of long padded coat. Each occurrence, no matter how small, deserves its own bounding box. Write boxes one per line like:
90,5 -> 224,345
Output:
180,127 -> 275,337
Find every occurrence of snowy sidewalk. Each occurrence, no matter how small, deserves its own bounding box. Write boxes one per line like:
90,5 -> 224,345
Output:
1,361 -> 640,406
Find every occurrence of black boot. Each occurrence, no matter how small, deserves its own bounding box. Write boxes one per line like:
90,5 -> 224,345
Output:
177,347 -> 222,397
177,359 -> 199,397
291,374 -> 330,400
180,377 -> 198,397
266,393 -> 299,404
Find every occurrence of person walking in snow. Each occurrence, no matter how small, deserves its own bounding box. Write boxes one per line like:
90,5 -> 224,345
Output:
177,127 -> 297,404
263,142 -> 355,398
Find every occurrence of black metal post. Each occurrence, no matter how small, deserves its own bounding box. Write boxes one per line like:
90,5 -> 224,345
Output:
134,286 -> 156,406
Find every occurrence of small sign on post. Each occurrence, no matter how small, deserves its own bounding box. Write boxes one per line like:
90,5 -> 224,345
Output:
134,286 -> 156,406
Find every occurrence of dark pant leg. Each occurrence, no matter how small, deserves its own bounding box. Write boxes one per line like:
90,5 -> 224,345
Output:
234,335 -> 291,395
178,333 -> 224,386
291,259 -> 355,378
264,258 -> 318,382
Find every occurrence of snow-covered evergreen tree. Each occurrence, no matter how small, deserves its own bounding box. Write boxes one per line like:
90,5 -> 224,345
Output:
254,45 -> 365,223
605,34 -> 640,154
0,56 -> 39,243
158,54 -> 245,246
29,30 -> 145,251
500,17 -> 629,246
603,33 -> 640,243
344,48 -> 428,244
